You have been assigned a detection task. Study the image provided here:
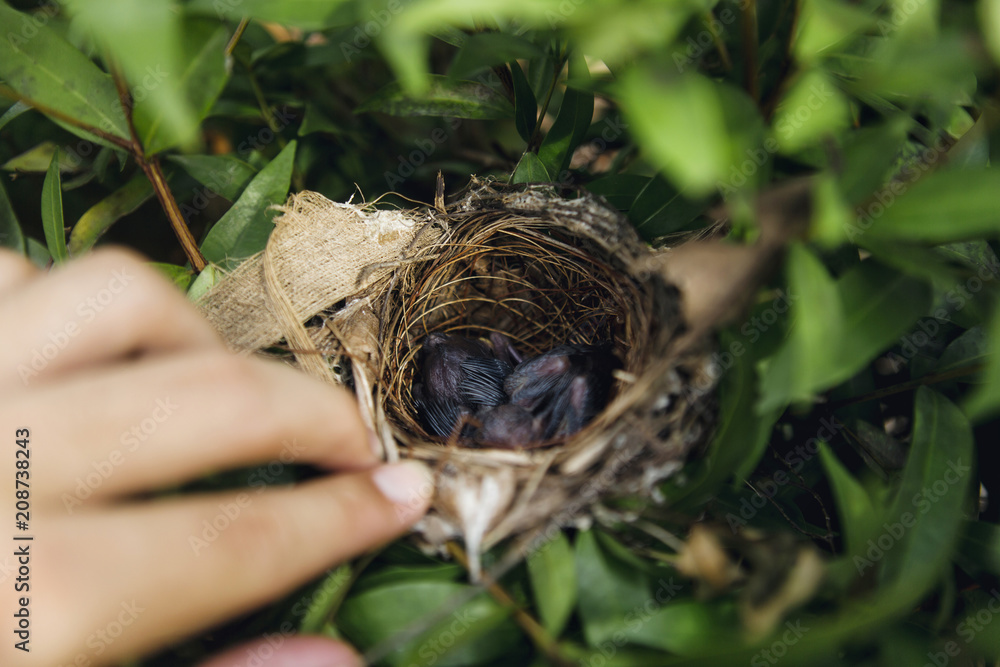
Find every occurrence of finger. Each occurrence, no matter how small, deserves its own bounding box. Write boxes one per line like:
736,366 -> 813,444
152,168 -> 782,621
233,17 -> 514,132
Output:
197,636 -> 362,667
34,464 -> 433,666
0,247 -> 223,392
13,351 -> 378,505
0,247 -> 39,296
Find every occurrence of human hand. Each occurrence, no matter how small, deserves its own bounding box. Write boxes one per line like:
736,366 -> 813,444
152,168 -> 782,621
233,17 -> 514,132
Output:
0,247 -> 433,666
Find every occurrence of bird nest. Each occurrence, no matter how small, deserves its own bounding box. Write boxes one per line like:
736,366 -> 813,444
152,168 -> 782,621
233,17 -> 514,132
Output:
198,178 -> 718,577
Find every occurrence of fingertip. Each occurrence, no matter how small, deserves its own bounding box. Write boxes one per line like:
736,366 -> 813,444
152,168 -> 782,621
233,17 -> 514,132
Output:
371,460 -> 435,524
197,636 -> 362,667
313,384 -> 380,470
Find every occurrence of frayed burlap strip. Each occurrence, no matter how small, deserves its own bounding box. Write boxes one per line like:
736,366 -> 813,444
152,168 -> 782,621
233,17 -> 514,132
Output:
197,191 -> 440,382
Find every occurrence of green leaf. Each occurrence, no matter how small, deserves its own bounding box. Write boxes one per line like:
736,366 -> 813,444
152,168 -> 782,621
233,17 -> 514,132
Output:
448,33 -> 543,80
626,600 -> 736,655
187,263 -> 222,301
0,3 -> 129,141
299,564 -> 352,634
620,69 -> 729,197
0,101 -> 32,134
378,0 -> 564,94
511,151 -> 551,184
67,173 -> 154,256
200,141 -> 297,269
879,388 -> 974,590
526,531 -> 576,636
773,70 -> 850,154
956,520 -> 1000,578
629,174 -> 708,240
25,237 -> 51,268
537,53 -> 593,178
0,181 -> 25,254
133,20 -> 230,156
586,174 -> 650,213
864,169 -> 1000,244
965,308 -> 1000,420
150,262 -> 195,291
933,326 -> 988,374
297,104 -> 343,138
509,60 -> 537,143
354,563 -> 464,591
836,118 -> 910,205
337,581 -> 518,667
818,443 -> 879,559
167,155 -> 258,201
357,75 -> 514,119
669,329 -> 782,509
810,173 -> 853,246
758,244 -> 844,410
575,529 -> 650,646
793,0 -> 875,64
834,261 -> 931,370
41,148 -> 68,264
2,141 -> 86,173
760,256 -> 930,410
187,0 -> 355,30
64,0 -> 197,151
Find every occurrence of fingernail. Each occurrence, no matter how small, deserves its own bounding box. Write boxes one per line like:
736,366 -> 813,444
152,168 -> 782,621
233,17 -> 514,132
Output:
372,461 -> 433,507
368,429 -> 383,459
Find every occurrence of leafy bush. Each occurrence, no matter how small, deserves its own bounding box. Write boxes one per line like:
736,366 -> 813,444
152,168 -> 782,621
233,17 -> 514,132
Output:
2,0 -> 1000,664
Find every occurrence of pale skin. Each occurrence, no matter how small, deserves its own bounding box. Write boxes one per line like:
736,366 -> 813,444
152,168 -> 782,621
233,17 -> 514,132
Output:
0,247 -> 433,667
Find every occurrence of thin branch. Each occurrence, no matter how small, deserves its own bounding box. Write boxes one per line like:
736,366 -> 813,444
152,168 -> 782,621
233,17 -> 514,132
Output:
446,542 -> 574,667
761,0 -> 801,120
740,0 -> 759,102
705,10 -> 733,72
111,68 -> 206,271
527,51 -> 569,153
225,17 -> 250,57
829,363 -> 984,410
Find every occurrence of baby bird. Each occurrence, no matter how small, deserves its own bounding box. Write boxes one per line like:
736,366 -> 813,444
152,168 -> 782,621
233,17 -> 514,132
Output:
474,404 -> 545,449
504,344 -> 620,440
414,333 -> 618,448
414,333 -> 511,438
